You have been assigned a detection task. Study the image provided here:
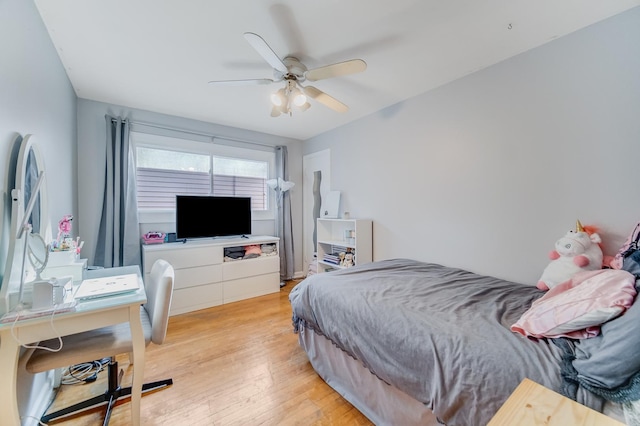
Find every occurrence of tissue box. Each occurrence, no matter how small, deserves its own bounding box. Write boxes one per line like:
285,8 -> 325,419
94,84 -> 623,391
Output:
47,250 -> 77,267
42,258 -> 87,282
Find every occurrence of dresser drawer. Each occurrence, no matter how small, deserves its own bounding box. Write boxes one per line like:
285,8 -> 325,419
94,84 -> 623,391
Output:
143,245 -> 223,273
170,283 -> 223,315
174,264 -> 222,290
223,256 -> 279,281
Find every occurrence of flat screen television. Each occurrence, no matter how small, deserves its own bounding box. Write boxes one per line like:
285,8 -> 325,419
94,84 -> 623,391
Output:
176,195 -> 251,240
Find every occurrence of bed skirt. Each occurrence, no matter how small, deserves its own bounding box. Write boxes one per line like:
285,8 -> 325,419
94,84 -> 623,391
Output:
297,323 -> 627,425
297,324 -> 441,425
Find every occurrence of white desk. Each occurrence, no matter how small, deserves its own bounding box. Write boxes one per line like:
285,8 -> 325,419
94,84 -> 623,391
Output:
0,266 -> 147,426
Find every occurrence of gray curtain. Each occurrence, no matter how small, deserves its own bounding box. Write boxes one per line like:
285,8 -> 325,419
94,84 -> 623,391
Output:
275,146 -> 294,281
94,115 -> 141,267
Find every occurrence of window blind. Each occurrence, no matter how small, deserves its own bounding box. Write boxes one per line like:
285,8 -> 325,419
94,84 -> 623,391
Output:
137,167 -> 267,209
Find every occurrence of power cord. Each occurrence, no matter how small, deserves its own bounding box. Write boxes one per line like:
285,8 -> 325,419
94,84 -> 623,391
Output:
60,358 -> 110,385
9,308 -> 64,352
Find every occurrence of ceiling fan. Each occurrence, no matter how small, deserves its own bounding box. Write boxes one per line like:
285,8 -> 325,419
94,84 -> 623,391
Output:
208,32 -> 367,117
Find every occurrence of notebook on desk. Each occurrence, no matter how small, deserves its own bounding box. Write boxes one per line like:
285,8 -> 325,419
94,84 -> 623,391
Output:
74,273 -> 140,300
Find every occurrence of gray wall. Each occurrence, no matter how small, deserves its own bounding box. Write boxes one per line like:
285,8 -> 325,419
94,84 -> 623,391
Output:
0,0 -> 77,246
304,7 -> 640,285
0,0 -> 77,422
77,99 -> 304,275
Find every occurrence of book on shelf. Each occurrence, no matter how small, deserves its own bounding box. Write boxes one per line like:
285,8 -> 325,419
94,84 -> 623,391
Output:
322,247 -> 358,266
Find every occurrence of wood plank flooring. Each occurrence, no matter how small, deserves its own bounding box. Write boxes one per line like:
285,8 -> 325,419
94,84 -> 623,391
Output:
42,281 -> 373,425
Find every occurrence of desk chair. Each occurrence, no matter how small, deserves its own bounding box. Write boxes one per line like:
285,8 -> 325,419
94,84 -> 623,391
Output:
25,259 -> 175,425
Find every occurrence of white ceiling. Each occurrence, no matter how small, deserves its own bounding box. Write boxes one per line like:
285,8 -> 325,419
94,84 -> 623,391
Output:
35,1 -> 640,141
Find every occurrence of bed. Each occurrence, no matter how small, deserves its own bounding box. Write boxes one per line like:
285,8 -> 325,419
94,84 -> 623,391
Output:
289,258 -> 639,425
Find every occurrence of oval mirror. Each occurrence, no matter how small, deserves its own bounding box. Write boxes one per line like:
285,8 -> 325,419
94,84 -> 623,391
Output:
27,233 -> 49,281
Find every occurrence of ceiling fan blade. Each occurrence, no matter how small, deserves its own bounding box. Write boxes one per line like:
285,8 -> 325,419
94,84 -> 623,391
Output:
305,59 -> 367,82
302,85 -> 349,113
208,78 -> 275,86
243,32 -> 288,74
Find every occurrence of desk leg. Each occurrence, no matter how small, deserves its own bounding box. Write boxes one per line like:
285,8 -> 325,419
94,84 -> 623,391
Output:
129,305 -> 145,426
0,330 -> 21,426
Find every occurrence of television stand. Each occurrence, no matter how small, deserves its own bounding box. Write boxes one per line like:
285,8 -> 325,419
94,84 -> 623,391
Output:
141,235 -> 280,315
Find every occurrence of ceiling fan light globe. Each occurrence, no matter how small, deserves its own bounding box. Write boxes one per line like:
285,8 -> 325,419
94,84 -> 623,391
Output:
270,92 -> 284,106
293,93 -> 307,107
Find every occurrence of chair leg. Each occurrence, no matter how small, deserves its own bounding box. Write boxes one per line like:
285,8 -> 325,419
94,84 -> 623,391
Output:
41,393 -> 112,423
41,360 -> 120,423
102,367 -> 124,426
122,377 -> 174,396
142,378 -> 174,392
102,392 -> 118,426
41,358 -> 173,424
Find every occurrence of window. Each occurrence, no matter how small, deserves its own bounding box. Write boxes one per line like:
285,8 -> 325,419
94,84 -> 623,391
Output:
211,157 -> 269,211
136,147 -> 211,208
131,132 -> 275,220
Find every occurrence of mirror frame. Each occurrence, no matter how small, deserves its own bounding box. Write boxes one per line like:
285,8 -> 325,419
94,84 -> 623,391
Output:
0,134 -> 50,313
0,134 -> 21,299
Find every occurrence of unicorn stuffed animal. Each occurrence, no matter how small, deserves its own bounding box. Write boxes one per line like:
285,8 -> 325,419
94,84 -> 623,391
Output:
537,220 -> 603,291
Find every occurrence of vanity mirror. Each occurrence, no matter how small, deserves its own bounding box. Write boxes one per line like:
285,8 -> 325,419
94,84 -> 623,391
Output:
0,134 -> 51,314
27,232 -> 49,281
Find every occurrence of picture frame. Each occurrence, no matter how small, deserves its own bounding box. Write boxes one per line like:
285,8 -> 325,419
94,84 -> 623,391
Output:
321,191 -> 341,219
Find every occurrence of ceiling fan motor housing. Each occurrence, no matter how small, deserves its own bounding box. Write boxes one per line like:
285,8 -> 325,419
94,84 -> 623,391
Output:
273,57 -> 307,82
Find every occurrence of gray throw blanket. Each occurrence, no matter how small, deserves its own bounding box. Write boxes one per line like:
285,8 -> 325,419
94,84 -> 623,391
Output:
554,337 -> 640,403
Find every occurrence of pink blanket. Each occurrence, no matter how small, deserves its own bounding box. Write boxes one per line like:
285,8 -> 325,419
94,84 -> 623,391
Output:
511,269 -> 637,339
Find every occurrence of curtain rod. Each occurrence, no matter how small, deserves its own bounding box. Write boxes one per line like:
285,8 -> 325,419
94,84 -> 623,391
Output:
125,119 -> 277,149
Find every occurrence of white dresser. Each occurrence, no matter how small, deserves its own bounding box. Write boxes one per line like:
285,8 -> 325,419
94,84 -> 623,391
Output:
141,235 -> 280,315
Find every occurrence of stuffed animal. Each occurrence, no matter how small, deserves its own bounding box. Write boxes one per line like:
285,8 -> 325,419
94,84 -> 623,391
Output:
343,252 -> 354,267
57,214 -> 73,243
537,220 -> 603,291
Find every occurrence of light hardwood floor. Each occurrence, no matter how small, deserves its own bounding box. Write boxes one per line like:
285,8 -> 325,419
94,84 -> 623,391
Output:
42,280 -> 373,425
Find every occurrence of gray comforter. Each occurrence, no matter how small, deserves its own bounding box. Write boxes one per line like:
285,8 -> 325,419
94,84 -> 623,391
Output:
290,259 -> 592,425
